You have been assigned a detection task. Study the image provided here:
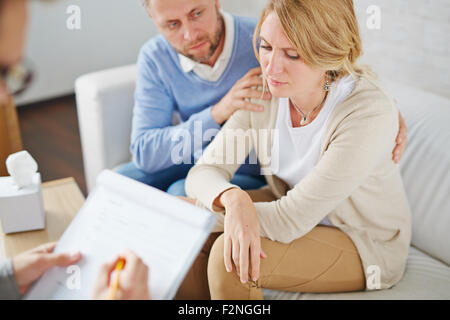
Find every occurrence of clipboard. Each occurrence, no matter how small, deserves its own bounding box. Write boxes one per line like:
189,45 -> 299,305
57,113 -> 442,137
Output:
24,170 -> 216,300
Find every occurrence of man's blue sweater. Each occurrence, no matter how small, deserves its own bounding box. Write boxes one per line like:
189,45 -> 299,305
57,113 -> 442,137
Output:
130,15 -> 260,174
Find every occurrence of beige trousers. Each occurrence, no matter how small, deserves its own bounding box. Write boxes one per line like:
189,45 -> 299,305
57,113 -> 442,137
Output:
175,189 -> 366,300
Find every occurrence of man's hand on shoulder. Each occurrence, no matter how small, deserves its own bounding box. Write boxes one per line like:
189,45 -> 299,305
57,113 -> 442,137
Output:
211,67 -> 272,125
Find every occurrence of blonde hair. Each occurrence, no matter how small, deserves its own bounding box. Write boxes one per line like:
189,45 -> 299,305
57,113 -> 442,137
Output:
253,0 -> 375,83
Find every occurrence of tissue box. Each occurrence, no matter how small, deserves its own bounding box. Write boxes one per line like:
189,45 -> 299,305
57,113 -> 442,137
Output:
0,173 -> 46,234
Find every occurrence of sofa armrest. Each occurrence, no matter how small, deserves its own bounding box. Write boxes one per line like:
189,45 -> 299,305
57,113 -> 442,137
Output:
75,64 -> 137,193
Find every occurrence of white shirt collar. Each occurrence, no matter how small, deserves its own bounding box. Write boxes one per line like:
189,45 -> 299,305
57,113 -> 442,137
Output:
178,11 -> 235,81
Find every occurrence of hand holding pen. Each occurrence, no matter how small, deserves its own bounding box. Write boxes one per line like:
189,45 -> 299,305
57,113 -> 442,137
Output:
92,250 -> 151,300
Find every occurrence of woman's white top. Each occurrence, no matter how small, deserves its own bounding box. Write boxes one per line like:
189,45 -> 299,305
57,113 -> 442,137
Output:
270,75 -> 357,227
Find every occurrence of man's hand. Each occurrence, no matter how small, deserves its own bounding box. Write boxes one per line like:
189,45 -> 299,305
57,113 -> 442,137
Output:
92,250 -> 150,300
12,242 -> 82,295
393,110 -> 407,163
211,67 -> 272,125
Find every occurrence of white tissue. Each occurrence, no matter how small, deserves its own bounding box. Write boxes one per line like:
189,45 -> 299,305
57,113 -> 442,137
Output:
6,151 -> 38,189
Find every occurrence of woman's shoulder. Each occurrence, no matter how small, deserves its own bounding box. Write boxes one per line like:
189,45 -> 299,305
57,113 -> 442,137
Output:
248,95 -> 280,127
229,94 -> 279,129
338,73 -> 398,119
324,72 -> 400,142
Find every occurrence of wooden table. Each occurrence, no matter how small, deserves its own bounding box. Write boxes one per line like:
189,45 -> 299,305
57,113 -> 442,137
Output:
0,177 -> 85,259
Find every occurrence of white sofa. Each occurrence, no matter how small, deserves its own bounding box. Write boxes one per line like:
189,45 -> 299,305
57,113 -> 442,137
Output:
75,64 -> 450,299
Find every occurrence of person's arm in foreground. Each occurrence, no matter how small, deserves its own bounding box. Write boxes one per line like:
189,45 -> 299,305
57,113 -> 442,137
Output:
0,242 -> 82,299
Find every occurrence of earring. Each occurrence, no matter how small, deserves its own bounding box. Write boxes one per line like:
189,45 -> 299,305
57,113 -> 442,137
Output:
324,72 -> 331,91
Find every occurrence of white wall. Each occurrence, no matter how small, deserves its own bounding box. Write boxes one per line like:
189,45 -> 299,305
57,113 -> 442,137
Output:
222,0 -> 266,17
16,0 -> 267,106
354,0 -> 450,99
16,0 -> 450,105
16,0 -> 156,105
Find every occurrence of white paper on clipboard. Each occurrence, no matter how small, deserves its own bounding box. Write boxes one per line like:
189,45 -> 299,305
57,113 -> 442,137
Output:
25,170 -> 216,300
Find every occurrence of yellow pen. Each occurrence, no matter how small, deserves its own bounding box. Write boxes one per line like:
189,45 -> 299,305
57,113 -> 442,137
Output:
108,257 -> 126,300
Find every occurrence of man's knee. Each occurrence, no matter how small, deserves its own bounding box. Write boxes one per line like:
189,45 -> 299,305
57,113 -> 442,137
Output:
116,162 -> 155,182
167,179 -> 186,196
116,162 -> 186,191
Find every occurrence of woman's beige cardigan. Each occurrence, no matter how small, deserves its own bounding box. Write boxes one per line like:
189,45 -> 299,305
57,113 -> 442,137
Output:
185,74 -> 412,290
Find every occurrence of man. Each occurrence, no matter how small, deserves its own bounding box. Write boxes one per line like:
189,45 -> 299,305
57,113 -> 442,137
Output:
118,0 -> 272,195
118,0 -> 407,196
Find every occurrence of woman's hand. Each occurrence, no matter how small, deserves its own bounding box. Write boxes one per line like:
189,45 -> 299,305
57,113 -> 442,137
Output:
92,250 -> 150,300
220,189 -> 267,284
12,242 -> 82,295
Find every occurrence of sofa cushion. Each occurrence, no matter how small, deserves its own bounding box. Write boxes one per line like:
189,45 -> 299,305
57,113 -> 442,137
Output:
263,246 -> 450,300
384,81 -> 450,266
75,64 -> 137,192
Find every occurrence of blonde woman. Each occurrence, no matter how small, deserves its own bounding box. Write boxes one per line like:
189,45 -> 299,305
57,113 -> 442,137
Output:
182,0 -> 411,299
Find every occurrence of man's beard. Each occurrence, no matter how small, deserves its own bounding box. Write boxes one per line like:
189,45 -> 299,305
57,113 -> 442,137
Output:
180,12 -> 225,63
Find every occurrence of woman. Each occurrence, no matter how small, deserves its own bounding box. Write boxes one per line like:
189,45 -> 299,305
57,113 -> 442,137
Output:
182,0 -> 411,299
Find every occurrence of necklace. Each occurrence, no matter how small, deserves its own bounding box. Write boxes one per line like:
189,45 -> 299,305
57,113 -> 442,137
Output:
291,90 -> 329,126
